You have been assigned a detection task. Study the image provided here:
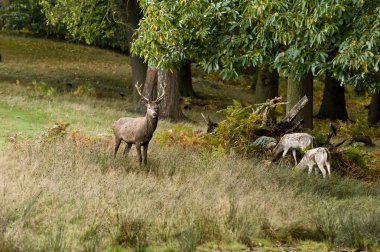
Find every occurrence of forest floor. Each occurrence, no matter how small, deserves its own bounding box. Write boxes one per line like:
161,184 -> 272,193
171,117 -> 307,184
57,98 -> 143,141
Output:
0,33 -> 380,251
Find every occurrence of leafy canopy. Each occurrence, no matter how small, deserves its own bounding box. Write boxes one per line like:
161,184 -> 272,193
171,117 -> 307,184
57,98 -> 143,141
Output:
132,0 -> 379,88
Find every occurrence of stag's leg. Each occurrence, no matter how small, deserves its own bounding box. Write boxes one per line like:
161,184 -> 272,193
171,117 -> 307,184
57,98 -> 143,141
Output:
114,137 -> 122,158
135,143 -> 142,165
124,143 -> 132,157
142,144 -> 148,165
292,149 -> 298,165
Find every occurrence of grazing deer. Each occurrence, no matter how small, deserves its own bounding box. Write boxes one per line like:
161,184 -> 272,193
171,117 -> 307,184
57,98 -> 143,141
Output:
272,133 -> 314,165
294,147 -> 331,178
113,82 -> 166,165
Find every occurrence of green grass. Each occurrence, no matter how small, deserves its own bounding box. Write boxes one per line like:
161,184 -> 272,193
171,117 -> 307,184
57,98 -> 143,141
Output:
1,33 -> 380,252
0,33 -> 131,96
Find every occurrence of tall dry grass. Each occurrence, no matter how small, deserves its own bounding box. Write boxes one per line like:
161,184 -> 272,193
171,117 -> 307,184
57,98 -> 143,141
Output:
1,135 -> 380,251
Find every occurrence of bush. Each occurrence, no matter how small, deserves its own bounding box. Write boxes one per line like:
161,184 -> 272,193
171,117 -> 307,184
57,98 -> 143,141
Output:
211,99 -> 284,156
72,84 -> 97,97
155,124 -> 215,150
27,80 -> 57,96
40,121 -> 70,142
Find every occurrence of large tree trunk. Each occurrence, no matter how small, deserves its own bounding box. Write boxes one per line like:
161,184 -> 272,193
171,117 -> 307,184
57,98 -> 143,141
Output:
137,66 -> 158,113
317,73 -> 348,120
253,68 -> 279,103
287,73 -> 314,129
122,0 -> 148,105
178,61 -> 196,97
368,91 -> 380,125
158,69 -> 185,121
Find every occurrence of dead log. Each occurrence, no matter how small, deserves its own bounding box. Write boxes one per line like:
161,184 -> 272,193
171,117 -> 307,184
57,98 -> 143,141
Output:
281,95 -> 308,124
348,135 -> 376,147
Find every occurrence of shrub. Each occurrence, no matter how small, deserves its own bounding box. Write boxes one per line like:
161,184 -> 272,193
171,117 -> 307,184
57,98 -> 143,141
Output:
40,121 -> 70,142
211,99 -> 284,156
155,124 -> 215,150
27,80 -> 57,96
72,84 -> 97,97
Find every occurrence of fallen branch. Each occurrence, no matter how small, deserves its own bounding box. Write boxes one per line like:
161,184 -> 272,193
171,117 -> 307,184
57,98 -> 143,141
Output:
281,95 -> 308,124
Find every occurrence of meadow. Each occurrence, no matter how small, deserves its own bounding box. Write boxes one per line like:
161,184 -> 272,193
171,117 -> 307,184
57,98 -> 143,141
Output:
1,33 -> 380,251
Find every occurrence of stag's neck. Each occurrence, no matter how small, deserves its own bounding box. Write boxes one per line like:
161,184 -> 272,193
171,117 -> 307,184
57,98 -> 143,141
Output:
145,114 -> 158,133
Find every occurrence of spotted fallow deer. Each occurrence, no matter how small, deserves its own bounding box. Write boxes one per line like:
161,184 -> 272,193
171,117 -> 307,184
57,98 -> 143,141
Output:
294,147 -> 332,178
113,82 -> 166,165
272,133 -> 314,165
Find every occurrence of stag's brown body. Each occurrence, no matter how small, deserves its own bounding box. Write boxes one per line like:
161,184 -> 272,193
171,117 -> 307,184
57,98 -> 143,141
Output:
113,83 -> 165,165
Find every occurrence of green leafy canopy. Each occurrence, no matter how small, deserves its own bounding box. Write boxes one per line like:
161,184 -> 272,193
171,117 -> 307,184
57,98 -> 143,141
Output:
132,0 -> 379,89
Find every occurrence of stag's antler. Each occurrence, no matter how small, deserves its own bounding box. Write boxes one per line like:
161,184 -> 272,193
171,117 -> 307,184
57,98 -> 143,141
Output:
155,82 -> 167,104
135,82 -> 150,103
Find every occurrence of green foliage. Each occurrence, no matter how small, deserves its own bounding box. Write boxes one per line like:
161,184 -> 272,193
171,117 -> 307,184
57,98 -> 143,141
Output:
342,147 -> 369,171
39,0 -> 129,51
133,0 -> 379,89
0,0 -> 53,35
331,146 -> 378,180
212,99 -> 284,155
213,100 -> 260,155
72,84 -> 97,97
1,0 -> 129,51
27,80 -> 57,96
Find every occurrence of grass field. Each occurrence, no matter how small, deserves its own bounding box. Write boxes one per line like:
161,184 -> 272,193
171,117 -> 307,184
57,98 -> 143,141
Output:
1,33 -> 380,251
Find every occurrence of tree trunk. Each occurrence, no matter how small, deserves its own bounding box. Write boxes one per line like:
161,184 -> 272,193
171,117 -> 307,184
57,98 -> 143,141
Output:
253,68 -> 279,103
250,69 -> 259,91
317,73 -> 348,120
122,0 -> 148,105
240,67 -> 257,90
368,91 -> 380,125
137,66 -> 158,113
178,61 -> 196,97
158,69 -> 185,121
287,73 -> 314,129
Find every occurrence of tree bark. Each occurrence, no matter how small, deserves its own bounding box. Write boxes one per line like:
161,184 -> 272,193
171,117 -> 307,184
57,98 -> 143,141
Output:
368,91 -> 380,125
122,0 -> 148,105
250,69 -> 259,91
158,69 -> 185,121
178,61 -> 196,97
317,73 -> 348,120
253,68 -> 279,103
287,73 -> 314,129
137,66 -> 158,113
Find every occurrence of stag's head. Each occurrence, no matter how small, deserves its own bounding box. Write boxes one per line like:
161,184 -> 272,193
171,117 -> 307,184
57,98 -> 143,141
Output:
135,82 -> 166,119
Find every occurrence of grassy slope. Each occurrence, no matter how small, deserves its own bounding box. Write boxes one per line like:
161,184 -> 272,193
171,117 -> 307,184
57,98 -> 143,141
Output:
1,34 -> 380,251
